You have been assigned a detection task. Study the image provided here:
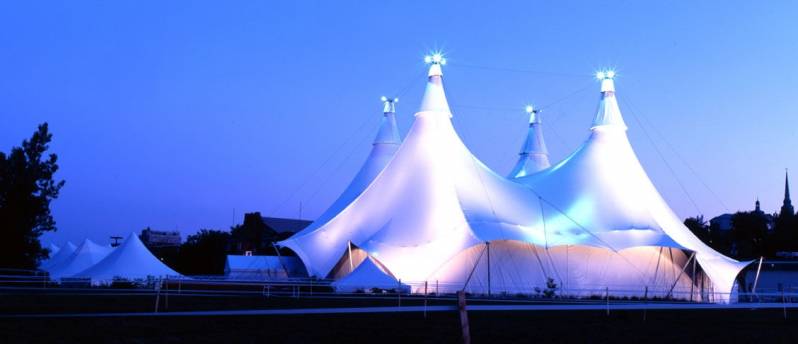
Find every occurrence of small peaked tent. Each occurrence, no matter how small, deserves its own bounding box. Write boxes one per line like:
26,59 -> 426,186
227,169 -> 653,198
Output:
509,106 -> 551,178
41,241 -> 76,271
47,239 -> 113,279
331,256 -> 410,293
74,233 -> 179,282
48,243 -> 61,256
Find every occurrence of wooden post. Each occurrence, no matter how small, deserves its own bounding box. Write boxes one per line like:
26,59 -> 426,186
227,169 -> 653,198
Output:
398,279 -> 402,307
486,242 -> 491,298
458,291 -> 471,344
165,277 -> 169,311
690,258 -> 696,302
784,288 -> 788,320
154,279 -> 161,313
424,281 -> 429,319
643,286 -> 648,321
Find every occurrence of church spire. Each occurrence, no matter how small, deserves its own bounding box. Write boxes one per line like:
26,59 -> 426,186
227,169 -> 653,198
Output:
782,169 -> 794,216
508,105 -> 551,178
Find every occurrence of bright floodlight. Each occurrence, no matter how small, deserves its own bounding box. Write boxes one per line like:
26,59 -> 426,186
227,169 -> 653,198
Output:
381,96 -> 388,102
525,105 -> 534,114
394,97 -> 398,103
606,70 -> 616,79
595,71 -> 606,80
425,53 -> 446,65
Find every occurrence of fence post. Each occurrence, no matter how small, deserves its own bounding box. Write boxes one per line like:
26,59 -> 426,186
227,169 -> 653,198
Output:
458,291 -> 471,344
424,281 -> 429,319
165,277 -> 169,311
397,279 -> 402,307
154,279 -> 161,313
643,286 -> 648,321
784,288 -> 788,320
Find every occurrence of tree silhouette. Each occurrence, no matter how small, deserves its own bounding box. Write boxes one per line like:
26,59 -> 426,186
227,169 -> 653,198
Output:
684,215 -> 710,244
0,123 -> 65,269
175,229 -> 231,275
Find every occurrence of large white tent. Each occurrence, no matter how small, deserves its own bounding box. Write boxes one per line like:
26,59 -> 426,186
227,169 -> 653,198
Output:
280,57 -> 749,301
41,241 -> 76,271
46,238 -> 112,279
74,233 -> 179,282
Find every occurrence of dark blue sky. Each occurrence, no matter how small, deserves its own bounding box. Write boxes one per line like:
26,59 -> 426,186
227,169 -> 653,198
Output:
1,1 -> 796,245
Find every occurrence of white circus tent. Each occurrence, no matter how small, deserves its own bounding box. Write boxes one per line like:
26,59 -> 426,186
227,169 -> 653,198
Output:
74,233 -> 180,282
41,241 -> 76,271
508,106 -> 551,178
280,57 -> 748,301
45,238 -> 112,279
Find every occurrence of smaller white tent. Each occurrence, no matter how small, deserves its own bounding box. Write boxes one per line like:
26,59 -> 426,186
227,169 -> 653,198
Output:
331,257 -> 410,293
75,233 -> 179,282
48,243 -> 61,256
47,239 -> 113,279
224,255 -> 307,280
41,241 -> 76,271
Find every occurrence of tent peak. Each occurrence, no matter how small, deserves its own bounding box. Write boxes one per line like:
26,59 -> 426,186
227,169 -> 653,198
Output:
424,53 -> 446,77
591,69 -> 626,130
525,105 -> 541,124
381,96 -> 398,114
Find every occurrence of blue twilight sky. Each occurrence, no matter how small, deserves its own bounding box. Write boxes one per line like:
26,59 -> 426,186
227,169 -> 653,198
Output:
1,1 -> 797,246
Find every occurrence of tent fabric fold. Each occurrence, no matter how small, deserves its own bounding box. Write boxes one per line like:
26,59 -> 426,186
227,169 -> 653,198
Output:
75,233 -> 180,282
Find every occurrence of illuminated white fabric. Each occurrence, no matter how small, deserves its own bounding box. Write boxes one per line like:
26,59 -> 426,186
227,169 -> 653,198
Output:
281,65 -> 748,301
509,111 -> 551,178
46,239 -> 112,279
516,77 -> 750,299
75,233 -> 179,282
296,105 -> 402,245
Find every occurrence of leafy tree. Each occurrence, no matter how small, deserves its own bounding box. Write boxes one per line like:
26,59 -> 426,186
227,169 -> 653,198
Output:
175,229 -> 231,275
730,211 -> 768,259
684,216 -> 710,244
0,123 -> 65,269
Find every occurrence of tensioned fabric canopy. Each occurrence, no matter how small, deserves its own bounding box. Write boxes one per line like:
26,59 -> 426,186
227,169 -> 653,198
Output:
41,241 -> 76,271
508,107 -> 550,178
280,60 -> 749,301
46,238 -> 112,279
75,233 -> 179,282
